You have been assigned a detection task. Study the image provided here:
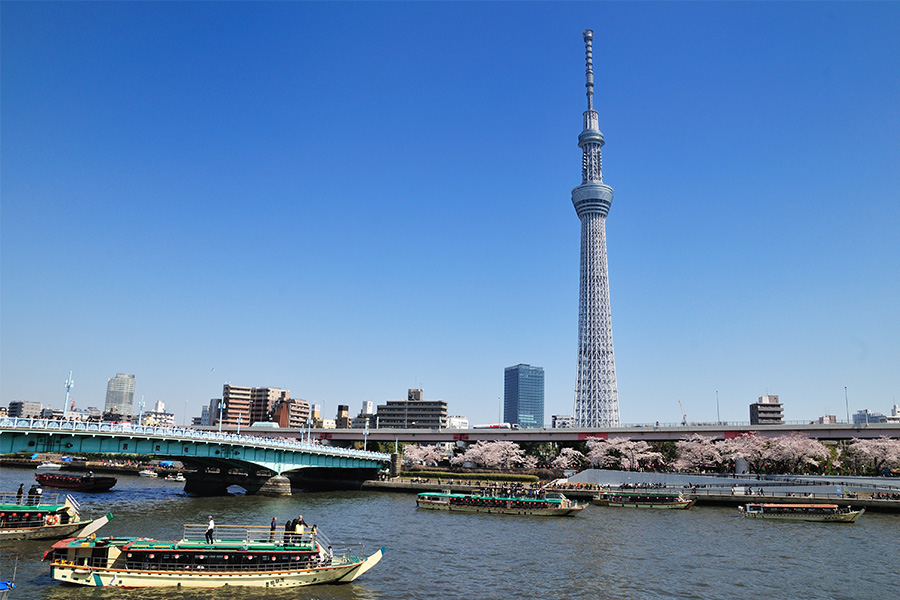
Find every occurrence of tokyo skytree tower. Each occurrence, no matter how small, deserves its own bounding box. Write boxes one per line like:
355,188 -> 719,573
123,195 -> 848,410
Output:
572,30 -> 620,427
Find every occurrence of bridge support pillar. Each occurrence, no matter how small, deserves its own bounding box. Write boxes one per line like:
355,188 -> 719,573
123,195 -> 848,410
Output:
183,476 -> 230,497
253,475 -> 292,496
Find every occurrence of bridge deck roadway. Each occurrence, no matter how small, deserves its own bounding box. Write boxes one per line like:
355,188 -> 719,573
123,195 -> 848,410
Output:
0,418 -> 391,478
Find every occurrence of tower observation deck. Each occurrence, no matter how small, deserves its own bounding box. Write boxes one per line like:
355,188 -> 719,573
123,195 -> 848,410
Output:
572,29 -> 619,427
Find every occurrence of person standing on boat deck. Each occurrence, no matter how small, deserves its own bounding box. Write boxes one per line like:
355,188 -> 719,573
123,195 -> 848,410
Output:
16,483 -> 24,504
294,516 -> 304,540
205,516 -> 215,543
285,518 -> 295,543
27,484 -> 37,504
269,516 -> 277,542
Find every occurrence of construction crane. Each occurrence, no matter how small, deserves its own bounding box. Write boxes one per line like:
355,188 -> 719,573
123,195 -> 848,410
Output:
678,399 -> 687,426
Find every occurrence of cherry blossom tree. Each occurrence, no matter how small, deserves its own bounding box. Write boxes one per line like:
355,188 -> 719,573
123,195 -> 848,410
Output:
551,447 -> 586,470
450,440 -> 529,469
842,437 -> 900,474
586,438 -> 662,471
403,444 -> 445,466
720,433 -> 767,473
763,433 -> 830,473
674,434 -> 723,472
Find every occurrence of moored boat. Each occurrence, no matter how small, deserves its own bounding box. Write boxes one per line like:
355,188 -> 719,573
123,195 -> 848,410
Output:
36,462 -> 62,470
592,490 -> 696,509
738,503 -> 864,523
43,522 -> 384,588
36,472 -> 117,492
416,489 -> 586,516
0,492 -> 111,541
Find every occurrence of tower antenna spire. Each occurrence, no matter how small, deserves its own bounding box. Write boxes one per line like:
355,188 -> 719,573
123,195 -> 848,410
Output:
572,28 -> 619,428
584,29 -> 594,111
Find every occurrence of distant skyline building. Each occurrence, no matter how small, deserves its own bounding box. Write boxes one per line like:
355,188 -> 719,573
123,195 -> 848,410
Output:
104,373 -> 135,416
750,394 -> 784,425
376,388 -> 447,429
552,415 -> 575,429
504,364 -> 545,428
572,30 -> 620,427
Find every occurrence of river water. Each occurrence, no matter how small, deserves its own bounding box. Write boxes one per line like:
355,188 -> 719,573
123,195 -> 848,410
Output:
1,467 -> 897,600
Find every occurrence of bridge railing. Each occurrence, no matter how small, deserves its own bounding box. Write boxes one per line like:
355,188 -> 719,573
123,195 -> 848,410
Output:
0,418 -> 390,462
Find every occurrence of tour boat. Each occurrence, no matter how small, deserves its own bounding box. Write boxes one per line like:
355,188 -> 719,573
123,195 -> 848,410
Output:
0,492 -> 110,541
36,462 -> 63,470
36,472 -> 117,492
592,490 -> 696,509
416,489 -> 586,516
138,469 -> 158,478
738,503 -> 864,523
43,523 -> 384,588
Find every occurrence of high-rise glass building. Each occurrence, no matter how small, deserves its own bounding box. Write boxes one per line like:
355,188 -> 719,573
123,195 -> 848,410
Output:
104,373 -> 135,416
504,364 -> 545,428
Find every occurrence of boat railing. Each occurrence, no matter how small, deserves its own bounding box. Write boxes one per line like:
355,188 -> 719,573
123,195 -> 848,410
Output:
180,524 -> 333,549
0,491 -> 68,507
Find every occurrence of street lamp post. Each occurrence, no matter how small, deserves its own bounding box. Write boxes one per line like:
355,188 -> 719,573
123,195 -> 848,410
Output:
363,421 -> 369,452
237,416 -> 242,435
844,386 -> 850,424
218,401 -> 226,432
716,390 -> 720,425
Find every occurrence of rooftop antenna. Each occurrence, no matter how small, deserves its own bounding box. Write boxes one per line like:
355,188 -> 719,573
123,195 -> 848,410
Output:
63,371 -> 74,421
584,29 -> 594,111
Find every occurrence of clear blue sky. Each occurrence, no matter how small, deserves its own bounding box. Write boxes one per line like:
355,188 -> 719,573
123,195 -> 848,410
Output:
2,2 -> 898,427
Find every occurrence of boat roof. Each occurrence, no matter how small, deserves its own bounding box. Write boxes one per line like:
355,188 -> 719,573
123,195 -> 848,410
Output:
748,503 -> 840,509
417,491 -> 564,502
600,490 -> 682,496
0,502 -> 67,511
51,536 -> 318,552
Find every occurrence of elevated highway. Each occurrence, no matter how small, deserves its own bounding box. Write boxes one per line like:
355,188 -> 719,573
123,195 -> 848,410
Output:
302,422 -> 899,445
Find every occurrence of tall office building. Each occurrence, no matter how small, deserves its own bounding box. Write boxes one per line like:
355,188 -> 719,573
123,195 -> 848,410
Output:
504,364 -> 545,428
572,30 -> 620,427
104,373 -> 136,416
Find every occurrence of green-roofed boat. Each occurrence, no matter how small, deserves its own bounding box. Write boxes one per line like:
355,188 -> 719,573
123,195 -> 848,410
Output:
0,491 -> 105,541
592,489 -> 696,509
416,489 -> 586,516
43,523 -> 384,588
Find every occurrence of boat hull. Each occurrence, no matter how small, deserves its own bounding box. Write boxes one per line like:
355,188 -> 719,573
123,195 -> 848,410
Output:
417,499 -> 584,516
592,499 -> 695,510
36,474 -> 117,492
49,548 -> 384,588
739,508 -> 864,523
0,519 -> 95,541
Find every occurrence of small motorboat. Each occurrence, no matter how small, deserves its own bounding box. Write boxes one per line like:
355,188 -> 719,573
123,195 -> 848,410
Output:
36,462 -> 62,470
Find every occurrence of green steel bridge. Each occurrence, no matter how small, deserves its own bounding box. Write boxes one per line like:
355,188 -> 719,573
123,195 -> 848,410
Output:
0,418 -> 392,496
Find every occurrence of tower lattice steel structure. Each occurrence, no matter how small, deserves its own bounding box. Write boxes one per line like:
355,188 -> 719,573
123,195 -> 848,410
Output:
572,30 -> 619,427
